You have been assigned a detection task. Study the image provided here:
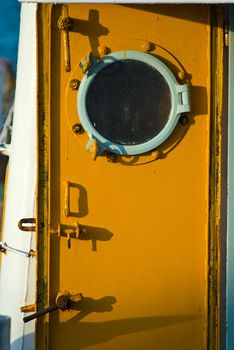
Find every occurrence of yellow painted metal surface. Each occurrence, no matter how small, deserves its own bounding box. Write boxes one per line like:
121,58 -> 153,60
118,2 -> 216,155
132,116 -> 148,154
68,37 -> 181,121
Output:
37,4 -> 215,350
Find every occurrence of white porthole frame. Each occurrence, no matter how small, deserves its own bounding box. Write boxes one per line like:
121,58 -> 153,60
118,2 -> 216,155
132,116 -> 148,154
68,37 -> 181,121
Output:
78,50 -> 191,155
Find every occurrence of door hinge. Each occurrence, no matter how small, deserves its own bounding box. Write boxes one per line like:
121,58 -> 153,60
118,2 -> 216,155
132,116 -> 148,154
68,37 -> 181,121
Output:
80,52 -> 93,74
225,23 -> 229,47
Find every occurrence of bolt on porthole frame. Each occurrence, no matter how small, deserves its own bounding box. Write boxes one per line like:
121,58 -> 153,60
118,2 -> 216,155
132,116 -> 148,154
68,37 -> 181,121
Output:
78,50 -> 191,156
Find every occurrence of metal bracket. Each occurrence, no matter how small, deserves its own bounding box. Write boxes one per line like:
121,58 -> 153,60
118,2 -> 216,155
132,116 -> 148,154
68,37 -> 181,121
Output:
18,218 -> 36,232
0,242 -> 36,258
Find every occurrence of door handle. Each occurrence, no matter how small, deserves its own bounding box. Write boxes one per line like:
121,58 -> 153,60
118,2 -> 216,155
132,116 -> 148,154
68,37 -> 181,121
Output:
23,292 -> 83,323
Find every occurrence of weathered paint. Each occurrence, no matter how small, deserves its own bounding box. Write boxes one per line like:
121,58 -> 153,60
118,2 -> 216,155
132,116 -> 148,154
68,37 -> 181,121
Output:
37,4 -> 53,350
227,5 -> 234,349
208,6 -> 225,349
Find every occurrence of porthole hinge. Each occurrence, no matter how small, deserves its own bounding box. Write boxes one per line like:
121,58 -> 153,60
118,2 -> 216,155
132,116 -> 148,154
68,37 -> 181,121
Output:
87,138 -> 99,160
80,52 -> 94,74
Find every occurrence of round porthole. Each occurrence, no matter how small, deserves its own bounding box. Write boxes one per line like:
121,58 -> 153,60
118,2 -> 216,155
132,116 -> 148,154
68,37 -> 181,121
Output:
78,50 -> 190,155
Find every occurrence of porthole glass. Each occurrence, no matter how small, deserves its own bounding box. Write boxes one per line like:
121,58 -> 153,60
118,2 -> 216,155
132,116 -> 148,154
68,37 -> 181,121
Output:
86,59 -> 172,145
78,50 -> 190,155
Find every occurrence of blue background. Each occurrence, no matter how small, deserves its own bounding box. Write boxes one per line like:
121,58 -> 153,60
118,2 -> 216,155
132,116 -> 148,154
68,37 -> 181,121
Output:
0,0 -> 20,226
0,0 -> 20,68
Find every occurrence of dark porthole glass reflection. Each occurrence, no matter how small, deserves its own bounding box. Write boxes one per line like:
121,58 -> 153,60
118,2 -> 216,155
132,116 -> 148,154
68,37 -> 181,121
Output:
86,59 -> 172,145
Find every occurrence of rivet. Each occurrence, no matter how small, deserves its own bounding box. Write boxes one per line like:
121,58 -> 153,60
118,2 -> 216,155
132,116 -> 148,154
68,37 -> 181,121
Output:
69,79 -> 80,90
142,41 -> 152,52
72,123 -> 83,134
179,115 -> 189,125
98,46 -> 108,56
107,152 -> 117,163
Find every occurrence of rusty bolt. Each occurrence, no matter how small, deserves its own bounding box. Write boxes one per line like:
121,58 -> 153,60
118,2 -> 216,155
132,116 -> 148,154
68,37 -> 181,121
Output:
107,152 -> 117,163
69,79 -> 80,90
98,46 -> 108,56
179,115 -> 189,125
177,71 -> 185,81
72,123 -> 83,134
57,16 -> 72,31
56,295 -> 71,311
142,41 -> 152,52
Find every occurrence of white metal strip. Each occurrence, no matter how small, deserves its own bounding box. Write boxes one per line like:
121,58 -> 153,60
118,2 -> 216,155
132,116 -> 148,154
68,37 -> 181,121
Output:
0,3 -> 37,350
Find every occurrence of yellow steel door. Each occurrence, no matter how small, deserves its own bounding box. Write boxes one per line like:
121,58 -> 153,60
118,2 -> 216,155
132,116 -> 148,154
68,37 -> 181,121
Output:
38,4 -> 214,350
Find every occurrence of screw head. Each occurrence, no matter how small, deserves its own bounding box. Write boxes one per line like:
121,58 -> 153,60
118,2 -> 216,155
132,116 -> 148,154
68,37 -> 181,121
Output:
98,46 -> 108,56
57,295 -> 71,311
107,152 -> 117,163
179,115 -> 189,125
177,71 -> 185,81
142,41 -> 152,52
72,123 -> 83,134
57,16 -> 72,31
151,150 -> 160,160
69,79 -> 80,90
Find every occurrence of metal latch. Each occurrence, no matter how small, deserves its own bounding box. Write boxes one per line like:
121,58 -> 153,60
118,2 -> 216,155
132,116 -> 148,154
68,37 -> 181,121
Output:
50,222 -> 86,249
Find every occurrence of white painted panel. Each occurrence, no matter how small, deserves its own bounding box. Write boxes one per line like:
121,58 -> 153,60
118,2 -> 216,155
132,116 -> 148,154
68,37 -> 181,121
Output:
0,3 -> 37,350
